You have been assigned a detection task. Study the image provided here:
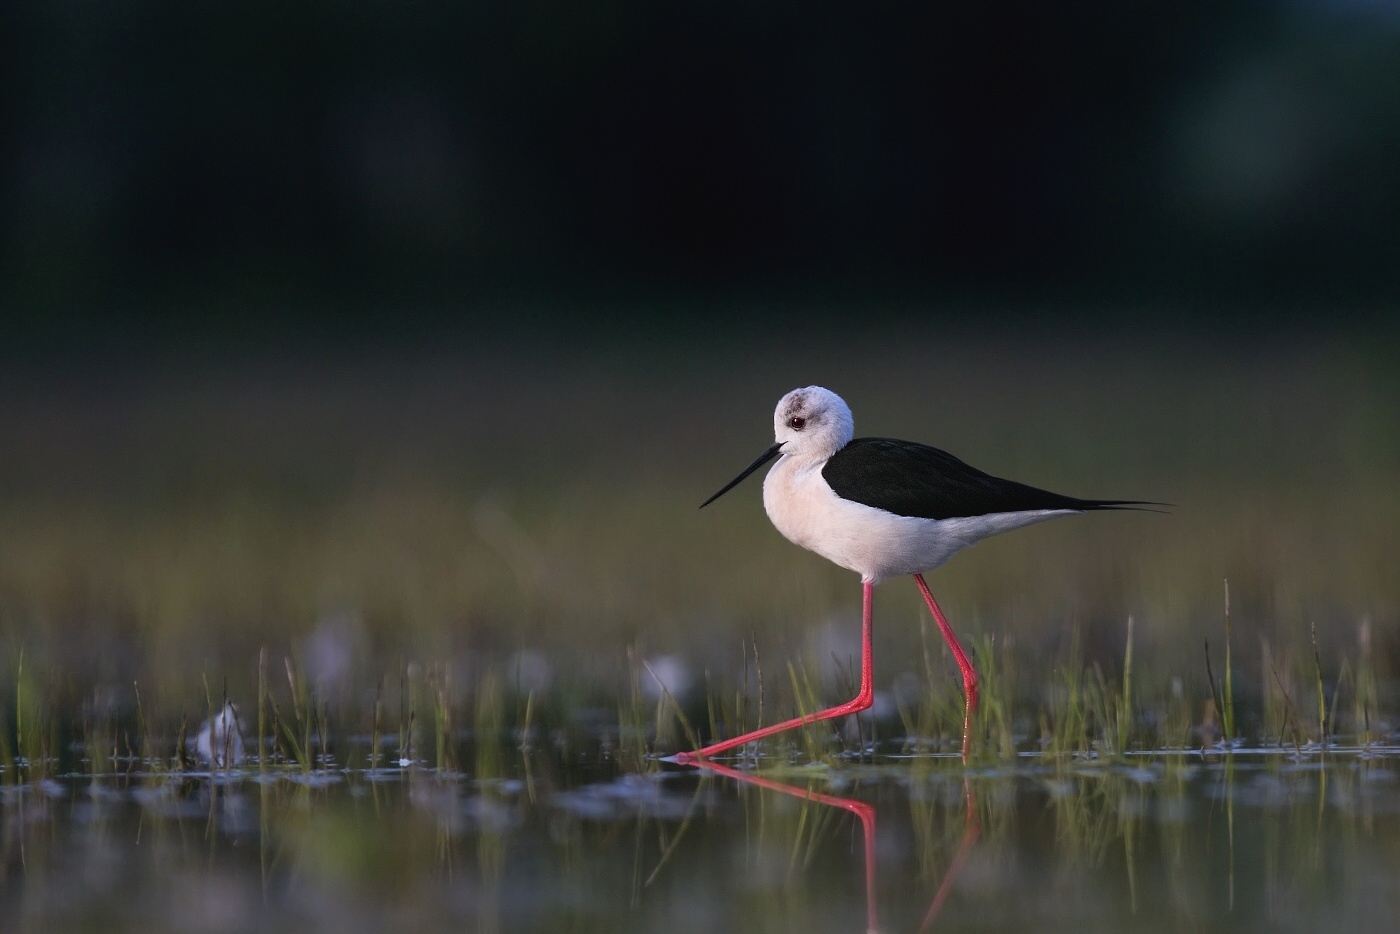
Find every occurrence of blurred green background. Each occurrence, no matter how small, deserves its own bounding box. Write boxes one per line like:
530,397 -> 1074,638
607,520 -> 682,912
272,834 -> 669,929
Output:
1,3 -> 1398,718
2,324 -> 1397,719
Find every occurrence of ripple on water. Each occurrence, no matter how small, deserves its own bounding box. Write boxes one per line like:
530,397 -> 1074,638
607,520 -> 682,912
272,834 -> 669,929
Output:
551,773 -> 705,822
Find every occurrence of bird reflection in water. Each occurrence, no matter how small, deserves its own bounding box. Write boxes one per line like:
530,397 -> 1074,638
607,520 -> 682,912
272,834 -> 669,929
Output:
694,761 -> 980,933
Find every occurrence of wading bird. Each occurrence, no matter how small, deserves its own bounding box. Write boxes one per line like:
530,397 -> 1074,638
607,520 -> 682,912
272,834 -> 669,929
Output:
674,386 -> 1153,763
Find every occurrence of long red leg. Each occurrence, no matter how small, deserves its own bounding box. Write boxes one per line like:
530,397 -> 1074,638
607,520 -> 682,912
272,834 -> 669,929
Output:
672,581 -> 875,764
912,573 -> 979,761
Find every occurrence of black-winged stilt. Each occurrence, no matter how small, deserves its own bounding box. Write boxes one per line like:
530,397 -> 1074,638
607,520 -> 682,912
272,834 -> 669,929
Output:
675,385 -> 1154,763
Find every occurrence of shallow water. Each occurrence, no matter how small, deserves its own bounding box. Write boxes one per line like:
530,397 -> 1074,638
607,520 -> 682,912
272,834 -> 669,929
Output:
4,747 -> 1398,933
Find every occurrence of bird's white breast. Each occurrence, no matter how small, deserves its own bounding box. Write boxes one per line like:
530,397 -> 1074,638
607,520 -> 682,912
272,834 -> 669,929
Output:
762,454 -> 1077,583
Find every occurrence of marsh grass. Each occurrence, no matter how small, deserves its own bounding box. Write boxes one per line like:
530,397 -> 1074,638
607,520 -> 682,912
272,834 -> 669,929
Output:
700,638 -> 767,761
1355,618 -> 1382,747
617,647 -> 650,771
785,661 -> 828,762
0,608 -> 1393,786
472,668 -> 501,780
0,621 -> 1388,789
1223,581 -> 1236,740
8,649 -> 54,781
643,610 -> 1393,766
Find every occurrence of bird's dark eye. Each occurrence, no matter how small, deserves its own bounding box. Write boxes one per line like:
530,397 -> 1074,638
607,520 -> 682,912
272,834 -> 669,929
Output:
788,416 -> 806,430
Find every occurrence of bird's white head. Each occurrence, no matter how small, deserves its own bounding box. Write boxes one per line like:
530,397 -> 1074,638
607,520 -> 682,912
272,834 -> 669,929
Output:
773,386 -> 854,460
699,385 -> 856,509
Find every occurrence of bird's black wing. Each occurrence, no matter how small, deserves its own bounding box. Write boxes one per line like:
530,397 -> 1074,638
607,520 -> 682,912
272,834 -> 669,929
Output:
822,437 -> 1149,520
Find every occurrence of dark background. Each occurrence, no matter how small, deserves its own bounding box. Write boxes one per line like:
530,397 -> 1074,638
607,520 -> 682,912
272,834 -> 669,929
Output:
3,2 -> 1398,353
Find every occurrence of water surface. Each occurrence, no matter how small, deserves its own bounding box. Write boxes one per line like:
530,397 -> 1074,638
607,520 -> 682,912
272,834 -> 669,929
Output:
4,747 -> 1397,933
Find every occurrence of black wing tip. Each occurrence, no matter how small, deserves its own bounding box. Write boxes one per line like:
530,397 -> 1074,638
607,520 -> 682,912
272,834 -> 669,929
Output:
1081,500 -> 1173,515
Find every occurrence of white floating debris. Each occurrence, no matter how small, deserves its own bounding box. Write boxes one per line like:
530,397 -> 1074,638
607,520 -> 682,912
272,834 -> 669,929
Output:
193,703 -> 247,767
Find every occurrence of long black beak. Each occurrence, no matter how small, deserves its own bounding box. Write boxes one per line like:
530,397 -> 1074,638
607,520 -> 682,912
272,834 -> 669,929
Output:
700,442 -> 785,508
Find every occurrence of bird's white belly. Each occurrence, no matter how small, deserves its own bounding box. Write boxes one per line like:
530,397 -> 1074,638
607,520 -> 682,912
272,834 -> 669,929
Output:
762,456 -> 1077,583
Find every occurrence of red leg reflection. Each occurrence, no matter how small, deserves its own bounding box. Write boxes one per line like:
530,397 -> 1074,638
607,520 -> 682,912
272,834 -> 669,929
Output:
695,763 -> 981,934
697,760 -> 878,934
919,777 -> 981,932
